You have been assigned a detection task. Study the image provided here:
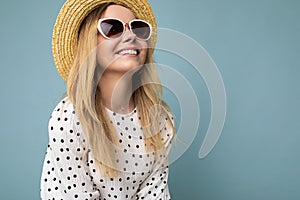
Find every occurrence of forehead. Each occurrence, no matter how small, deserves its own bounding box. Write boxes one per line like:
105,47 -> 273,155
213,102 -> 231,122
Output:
101,4 -> 136,22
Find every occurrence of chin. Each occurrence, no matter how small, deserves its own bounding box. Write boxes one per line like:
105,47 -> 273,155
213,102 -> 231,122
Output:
113,60 -> 143,73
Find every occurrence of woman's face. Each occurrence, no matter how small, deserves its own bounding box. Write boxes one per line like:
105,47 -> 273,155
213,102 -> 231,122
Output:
96,5 -> 148,75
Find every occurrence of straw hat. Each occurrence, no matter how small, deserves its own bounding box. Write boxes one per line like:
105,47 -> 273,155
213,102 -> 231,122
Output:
52,0 -> 157,81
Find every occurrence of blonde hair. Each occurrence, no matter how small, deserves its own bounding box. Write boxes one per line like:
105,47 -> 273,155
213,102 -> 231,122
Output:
67,4 -> 174,177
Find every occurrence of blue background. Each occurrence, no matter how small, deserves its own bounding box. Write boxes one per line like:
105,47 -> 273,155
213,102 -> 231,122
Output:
0,0 -> 299,199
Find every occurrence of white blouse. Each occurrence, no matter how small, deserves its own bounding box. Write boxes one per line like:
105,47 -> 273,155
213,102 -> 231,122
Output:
40,97 -> 173,200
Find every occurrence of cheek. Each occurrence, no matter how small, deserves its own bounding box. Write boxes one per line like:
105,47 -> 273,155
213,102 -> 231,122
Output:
139,49 -> 148,64
139,41 -> 149,63
96,40 -> 116,68
96,44 -> 107,68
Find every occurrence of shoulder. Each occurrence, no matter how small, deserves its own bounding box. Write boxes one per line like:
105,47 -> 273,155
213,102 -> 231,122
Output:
49,97 -> 80,126
160,104 -> 175,129
157,109 -> 175,146
50,97 -> 75,120
160,101 -> 175,125
48,97 -> 84,142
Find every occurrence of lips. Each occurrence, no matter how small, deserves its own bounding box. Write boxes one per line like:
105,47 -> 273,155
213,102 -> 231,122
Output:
116,48 -> 140,55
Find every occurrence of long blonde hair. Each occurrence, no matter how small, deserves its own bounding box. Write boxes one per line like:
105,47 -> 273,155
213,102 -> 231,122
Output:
67,4 -> 174,177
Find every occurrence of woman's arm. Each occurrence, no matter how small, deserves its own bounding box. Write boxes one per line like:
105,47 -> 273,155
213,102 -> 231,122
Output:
40,99 -> 100,199
135,165 -> 171,200
135,114 -> 174,200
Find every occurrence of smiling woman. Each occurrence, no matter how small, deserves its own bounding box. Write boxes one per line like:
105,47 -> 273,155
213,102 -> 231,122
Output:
40,0 -> 175,199
96,5 -> 149,78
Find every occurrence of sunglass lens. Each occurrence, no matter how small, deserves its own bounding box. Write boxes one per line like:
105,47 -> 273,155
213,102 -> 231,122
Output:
100,19 -> 123,38
131,21 -> 151,40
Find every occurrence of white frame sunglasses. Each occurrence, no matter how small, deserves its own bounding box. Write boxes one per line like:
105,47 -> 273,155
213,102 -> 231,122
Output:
97,17 -> 152,41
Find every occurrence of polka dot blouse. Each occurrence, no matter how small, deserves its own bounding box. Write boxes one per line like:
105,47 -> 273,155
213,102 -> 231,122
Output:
40,97 -> 173,200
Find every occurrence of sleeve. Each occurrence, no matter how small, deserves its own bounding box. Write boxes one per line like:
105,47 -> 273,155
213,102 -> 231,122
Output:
40,99 -> 100,200
135,113 -> 174,200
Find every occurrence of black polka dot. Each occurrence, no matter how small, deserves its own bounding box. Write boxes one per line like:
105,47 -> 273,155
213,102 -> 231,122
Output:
41,99 -> 173,199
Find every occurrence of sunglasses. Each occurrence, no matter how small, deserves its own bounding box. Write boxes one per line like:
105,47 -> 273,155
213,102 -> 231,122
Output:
97,18 -> 152,41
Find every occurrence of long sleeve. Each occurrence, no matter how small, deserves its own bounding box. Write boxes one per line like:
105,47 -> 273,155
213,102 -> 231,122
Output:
41,98 -> 175,200
40,99 -> 100,199
135,114 -> 174,200
135,165 -> 171,200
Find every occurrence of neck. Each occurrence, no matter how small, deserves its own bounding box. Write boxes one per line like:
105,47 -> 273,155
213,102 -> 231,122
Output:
98,72 -> 135,114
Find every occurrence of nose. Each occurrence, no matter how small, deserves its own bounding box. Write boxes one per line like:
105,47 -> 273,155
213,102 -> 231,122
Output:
122,23 -> 136,42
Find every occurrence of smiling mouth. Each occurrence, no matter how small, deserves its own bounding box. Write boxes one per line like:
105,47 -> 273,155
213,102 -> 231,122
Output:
117,49 -> 139,55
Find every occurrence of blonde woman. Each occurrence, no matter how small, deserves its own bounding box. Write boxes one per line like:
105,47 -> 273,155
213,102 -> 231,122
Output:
41,0 -> 175,199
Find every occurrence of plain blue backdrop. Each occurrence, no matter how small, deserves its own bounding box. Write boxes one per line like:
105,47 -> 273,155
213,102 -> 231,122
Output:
0,0 -> 299,199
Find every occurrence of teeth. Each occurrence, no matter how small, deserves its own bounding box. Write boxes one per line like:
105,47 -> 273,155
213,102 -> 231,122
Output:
118,49 -> 138,55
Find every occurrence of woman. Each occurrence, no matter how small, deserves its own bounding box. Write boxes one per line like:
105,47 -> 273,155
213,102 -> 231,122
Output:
41,0 -> 174,199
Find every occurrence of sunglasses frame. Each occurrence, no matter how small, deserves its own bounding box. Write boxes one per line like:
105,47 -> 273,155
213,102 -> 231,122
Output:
97,17 -> 152,41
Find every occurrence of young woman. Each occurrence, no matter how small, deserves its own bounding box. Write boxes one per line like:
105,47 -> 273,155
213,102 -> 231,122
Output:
41,0 -> 174,199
